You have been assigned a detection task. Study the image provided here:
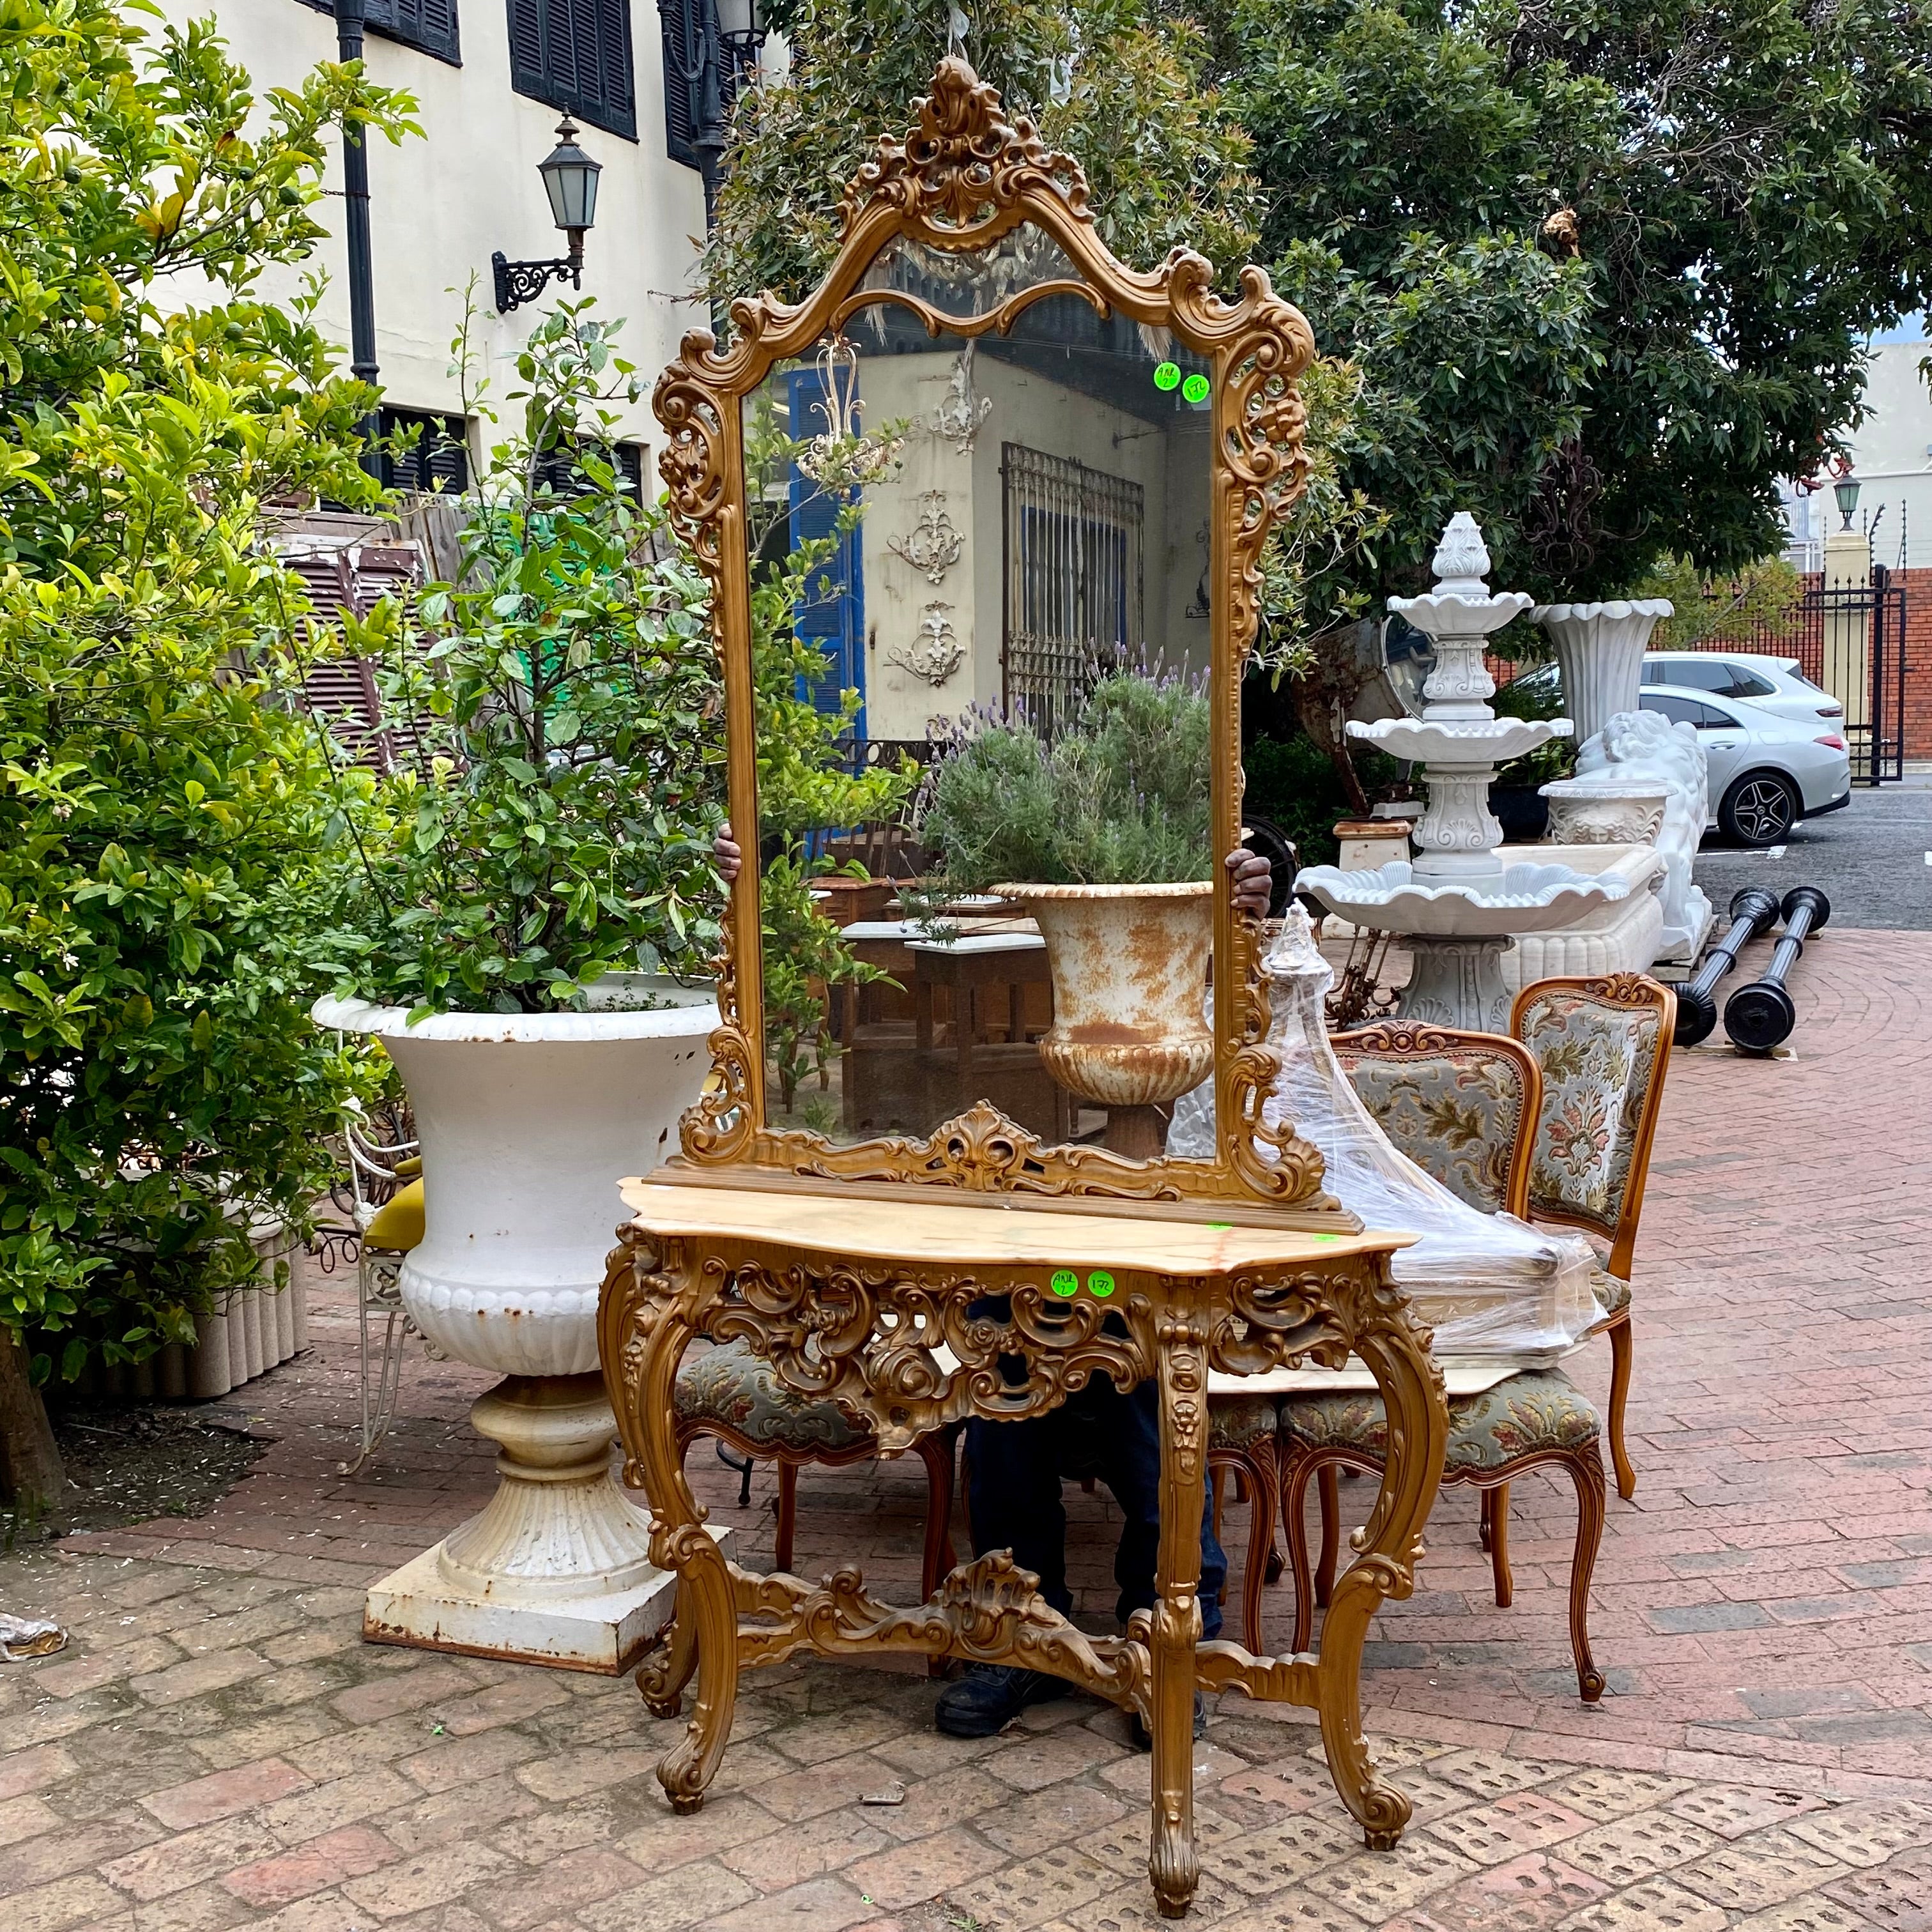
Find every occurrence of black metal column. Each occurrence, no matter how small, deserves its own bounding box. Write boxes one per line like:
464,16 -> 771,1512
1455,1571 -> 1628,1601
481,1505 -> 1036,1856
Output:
334,0 -> 383,479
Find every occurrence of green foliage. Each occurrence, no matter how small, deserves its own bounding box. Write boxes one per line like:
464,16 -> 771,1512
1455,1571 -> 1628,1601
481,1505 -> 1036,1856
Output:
705,0 -> 1259,307
0,5 -> 417,1381
1223,0 -> 1932,600
1630,554 -> 1802,655
312,302 -> 727,1015
1490,668 -> 1574,788
1240,729 -> 1406,868
919,673 -> 1213,891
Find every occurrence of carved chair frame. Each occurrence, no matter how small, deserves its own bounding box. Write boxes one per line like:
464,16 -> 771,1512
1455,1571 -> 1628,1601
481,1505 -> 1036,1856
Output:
1283,1431 -> 1607,1705
1509,971 -> 1676,1501
654,54 -> 1335,1216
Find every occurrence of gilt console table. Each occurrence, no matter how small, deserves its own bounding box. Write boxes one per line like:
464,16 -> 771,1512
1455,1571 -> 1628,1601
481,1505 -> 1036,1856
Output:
599,1175 -> 1443,1920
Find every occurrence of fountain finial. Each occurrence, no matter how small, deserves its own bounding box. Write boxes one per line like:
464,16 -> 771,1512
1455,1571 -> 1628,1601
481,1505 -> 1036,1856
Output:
1430,512 -> 1492,599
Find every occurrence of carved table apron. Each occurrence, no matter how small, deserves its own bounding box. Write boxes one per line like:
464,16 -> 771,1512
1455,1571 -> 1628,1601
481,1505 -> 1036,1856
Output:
599,1177 -> 1443,1920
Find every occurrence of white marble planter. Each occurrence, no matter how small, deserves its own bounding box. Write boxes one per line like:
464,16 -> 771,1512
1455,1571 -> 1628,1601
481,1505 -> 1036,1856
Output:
313,983 -> 721,1671
1538,779 -> 1669,847
1496,844 -> 1668,992
1531,600 -> 1674,747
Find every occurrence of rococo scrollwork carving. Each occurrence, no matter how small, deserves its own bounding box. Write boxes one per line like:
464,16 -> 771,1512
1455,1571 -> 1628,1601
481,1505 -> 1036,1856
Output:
652,51 -> 1332,1210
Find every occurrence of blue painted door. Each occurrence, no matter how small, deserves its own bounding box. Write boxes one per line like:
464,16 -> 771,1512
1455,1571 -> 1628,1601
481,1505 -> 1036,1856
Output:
786,367 -> 866,735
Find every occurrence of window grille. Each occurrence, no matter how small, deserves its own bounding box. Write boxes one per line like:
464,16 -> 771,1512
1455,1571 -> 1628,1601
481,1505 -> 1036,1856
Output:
295,0 -> 461,65
508,0 -> 638,142
1001,443 -> 1144,737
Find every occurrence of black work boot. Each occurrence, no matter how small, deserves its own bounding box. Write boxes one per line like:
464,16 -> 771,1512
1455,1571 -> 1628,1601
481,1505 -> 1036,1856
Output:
934,1664 -> 1068,1738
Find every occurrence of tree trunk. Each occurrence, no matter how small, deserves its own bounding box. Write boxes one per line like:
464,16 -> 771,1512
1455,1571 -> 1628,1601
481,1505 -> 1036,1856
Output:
0,1333 -> 64,1517
1290,632 -> 1374,820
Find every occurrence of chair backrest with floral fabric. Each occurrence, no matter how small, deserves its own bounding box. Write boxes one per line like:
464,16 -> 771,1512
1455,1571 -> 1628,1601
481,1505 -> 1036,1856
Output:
1508,973 -> 1675,1276
1331,1021 -> 1542,1219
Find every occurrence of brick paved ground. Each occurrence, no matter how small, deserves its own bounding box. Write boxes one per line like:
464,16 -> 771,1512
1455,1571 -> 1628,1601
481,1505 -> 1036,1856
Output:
3,930 -> 1930,1931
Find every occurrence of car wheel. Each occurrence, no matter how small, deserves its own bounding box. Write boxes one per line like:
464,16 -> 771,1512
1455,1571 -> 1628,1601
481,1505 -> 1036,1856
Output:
1719,770 -> 1798,846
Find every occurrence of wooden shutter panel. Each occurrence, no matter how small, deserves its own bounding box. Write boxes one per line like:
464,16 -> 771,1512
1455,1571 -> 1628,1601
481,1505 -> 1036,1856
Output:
595,0 -> 634,134
308,0 -> 460,63
509,0 -> 546,96
415,0 -> 461,61
278,538 -> 430,774
510,0 -> 636,141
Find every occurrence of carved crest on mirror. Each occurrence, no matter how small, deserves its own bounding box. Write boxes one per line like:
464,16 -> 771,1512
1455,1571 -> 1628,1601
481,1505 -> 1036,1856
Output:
653,56 -> 1340,1215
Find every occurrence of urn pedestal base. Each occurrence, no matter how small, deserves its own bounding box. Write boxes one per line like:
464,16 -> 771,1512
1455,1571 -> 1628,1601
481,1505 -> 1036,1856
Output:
360,1372 -> 733,1673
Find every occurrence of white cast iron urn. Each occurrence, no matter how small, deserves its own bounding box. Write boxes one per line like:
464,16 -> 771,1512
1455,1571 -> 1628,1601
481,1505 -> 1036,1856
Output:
314,983 -> 720,1671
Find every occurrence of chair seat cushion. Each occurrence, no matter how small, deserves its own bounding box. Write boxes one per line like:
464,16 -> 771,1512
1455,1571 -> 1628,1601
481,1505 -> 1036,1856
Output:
1280,1367 -> 1599,1473
363,1179 -> 424,1252
1209,1393 -> 1280,1452
1590,1267 -> 1632,1317
675,1340 -> 865,1453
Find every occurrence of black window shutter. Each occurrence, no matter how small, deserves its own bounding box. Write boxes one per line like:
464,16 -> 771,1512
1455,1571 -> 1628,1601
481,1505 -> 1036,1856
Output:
659,0 -> 698,167
509,0 -> 636,142
296,0 -> 459,65
507,0 -> 544,94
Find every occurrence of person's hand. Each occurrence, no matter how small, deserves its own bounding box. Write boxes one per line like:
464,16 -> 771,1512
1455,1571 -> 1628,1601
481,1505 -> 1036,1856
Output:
715,822 -> 742,885
1225,846 -> 1273,918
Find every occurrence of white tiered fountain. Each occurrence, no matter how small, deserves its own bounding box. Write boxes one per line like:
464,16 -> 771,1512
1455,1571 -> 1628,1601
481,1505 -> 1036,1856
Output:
1297,514 -> 1632,1029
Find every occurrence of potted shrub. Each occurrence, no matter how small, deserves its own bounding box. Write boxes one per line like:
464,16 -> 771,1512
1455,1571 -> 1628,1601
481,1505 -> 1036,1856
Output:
309,305 -> 726,1667
917,671 -> 1215,1156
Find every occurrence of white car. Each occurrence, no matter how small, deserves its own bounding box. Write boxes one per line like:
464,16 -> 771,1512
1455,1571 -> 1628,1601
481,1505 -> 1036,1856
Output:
1639,651 -> 1846,728
1636,673 -> 1851,846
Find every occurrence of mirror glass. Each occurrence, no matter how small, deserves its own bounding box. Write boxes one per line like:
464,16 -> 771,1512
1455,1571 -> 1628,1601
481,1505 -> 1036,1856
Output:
742,229 -> 1220,1157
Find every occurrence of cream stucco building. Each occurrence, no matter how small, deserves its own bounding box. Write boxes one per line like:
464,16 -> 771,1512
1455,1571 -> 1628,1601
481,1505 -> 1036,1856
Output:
155,0 -> 721,484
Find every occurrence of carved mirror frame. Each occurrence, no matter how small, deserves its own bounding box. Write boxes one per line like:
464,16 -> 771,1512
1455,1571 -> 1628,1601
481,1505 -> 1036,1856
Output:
656,55 -> 1341,1220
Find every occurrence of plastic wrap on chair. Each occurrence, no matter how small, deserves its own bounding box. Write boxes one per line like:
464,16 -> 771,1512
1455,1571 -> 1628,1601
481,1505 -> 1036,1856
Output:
1170,909 -> 1598,1363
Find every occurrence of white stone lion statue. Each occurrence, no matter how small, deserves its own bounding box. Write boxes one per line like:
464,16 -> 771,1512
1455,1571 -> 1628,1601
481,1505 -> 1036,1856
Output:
1575,709 -> 1712,958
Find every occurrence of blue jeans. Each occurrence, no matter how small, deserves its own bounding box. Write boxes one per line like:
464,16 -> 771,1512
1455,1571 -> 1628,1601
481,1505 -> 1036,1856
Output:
965,1372 -> 1227,1641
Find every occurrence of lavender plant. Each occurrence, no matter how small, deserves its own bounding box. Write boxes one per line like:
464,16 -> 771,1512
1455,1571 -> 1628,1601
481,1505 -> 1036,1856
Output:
917,671 -> 1212,891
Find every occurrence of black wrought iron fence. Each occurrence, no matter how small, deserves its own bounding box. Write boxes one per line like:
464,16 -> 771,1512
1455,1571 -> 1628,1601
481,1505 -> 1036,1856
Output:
1692,568 -> 1907,784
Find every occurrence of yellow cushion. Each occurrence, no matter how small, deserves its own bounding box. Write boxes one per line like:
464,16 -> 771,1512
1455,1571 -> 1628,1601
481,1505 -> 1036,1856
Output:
364,1178 -> 424,1251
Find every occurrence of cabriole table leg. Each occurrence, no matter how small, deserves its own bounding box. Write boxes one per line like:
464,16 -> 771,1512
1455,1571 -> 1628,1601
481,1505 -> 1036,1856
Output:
1148,1311 -> 1209,1919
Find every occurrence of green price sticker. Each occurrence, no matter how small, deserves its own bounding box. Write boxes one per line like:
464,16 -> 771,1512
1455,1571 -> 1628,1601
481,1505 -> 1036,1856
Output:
1311,1232 -> 1339,1244
1181,372 -> 1211,404
1153,361 -> 1181,392
1050,1269 -> 1079,1298
1087,1269 -> 1116,1298
1207,1222 -> 1232,1231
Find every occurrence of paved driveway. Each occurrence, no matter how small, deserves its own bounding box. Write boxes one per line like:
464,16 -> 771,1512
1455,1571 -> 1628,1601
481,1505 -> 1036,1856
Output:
1694,774 -> 1932,931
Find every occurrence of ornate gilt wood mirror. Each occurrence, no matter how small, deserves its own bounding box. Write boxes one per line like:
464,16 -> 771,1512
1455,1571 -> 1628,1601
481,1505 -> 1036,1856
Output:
655,56 -> 1349,1224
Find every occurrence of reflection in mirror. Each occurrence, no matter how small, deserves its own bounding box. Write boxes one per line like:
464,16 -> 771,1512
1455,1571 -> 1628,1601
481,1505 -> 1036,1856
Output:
744,273 -> 1219,1160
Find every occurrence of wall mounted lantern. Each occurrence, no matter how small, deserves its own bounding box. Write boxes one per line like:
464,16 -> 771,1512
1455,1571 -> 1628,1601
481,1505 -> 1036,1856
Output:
493,119 -> 603,314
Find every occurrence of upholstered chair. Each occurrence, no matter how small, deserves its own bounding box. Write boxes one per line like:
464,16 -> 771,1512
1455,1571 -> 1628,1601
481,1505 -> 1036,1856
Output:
1317,1018 -> 1610,1701
1277,1367 -> 1609,1701
1509,973 -> 1676,1499
674,1342 -> 960,1672
1330,1019 -> 1540,1219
